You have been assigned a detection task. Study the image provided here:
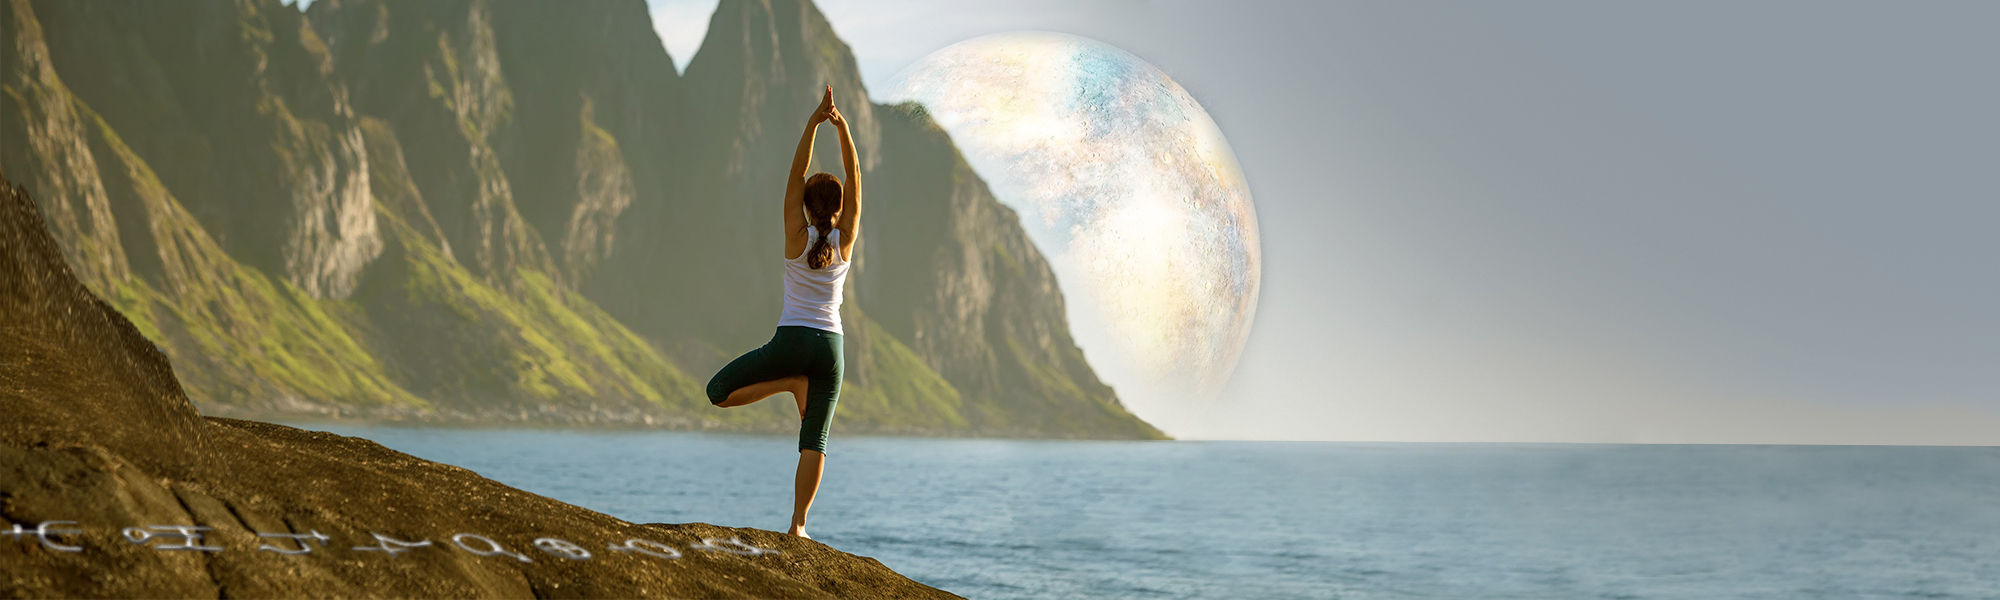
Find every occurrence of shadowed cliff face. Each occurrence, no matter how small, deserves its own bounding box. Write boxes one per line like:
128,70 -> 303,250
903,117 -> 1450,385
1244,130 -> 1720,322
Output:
309,0 -> 555,285
635,0 -> 883,348
1,0 -> 129,288
0,175 -> 959,598
3,0 -> 425,412
4,0 -> 719,422
3,0 -> 1165,440
484,0 -> 683,285
24,0 -> 381,300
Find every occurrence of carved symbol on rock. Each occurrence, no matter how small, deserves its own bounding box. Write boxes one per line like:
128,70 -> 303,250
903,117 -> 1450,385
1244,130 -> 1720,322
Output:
350,532 -> 433,557
122,525 -> 224,552
533,537 -> 592,560
256,529 -> 332,555
452,533 -> 532,563
608,538 -> 683,560
689,537 -> 779,556
5,521 -> 83,552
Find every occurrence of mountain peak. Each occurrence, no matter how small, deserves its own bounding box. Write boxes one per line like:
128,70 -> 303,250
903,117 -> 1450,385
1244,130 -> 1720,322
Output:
684,0 -> 878,172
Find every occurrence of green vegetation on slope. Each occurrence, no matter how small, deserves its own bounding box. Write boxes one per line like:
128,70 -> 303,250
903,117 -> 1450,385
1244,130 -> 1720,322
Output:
346,117 -> 717,423
834,307 -> 970,433
71,89 -> 421,410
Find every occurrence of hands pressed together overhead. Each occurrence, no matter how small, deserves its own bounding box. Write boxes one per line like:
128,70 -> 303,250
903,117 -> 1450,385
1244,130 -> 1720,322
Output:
811,84 -> 846,128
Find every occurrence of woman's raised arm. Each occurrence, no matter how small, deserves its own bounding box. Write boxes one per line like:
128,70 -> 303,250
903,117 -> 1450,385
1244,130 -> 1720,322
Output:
785,87 -> 834,244
829,105 -> 861,257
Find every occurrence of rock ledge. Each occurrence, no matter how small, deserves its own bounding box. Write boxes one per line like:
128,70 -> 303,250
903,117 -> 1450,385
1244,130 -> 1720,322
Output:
1,175 -> 956,598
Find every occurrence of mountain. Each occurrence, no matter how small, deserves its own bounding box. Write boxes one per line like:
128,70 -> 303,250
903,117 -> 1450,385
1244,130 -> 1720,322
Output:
3,0 -> 421,411
1,0 -> 1165,440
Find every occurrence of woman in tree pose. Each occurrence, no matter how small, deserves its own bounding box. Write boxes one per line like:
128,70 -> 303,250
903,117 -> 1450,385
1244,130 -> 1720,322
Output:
706,85 -> 860,539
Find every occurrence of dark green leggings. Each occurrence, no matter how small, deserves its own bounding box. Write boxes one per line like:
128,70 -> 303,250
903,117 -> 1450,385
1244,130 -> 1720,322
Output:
706,326 -> 844,453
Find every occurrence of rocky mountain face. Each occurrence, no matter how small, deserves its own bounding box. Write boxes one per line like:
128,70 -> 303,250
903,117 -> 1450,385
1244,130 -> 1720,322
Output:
26,0 -> 382,299
1,0 -> 1164,440
0,175 -> 957,598
4,0 -> 419,411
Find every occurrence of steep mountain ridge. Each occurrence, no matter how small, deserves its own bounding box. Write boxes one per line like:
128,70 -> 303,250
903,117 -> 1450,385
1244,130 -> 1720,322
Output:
2,0 -> 1164,440
310,0 -> 557,285
4,0 -> 422,411
26,0 -> 382,299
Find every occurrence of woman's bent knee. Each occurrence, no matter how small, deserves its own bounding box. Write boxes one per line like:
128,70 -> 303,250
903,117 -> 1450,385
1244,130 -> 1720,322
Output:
706,375 -> 731,406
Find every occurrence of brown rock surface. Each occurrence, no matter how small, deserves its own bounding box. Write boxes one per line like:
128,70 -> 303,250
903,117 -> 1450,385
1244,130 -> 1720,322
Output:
1,175 -> 956,598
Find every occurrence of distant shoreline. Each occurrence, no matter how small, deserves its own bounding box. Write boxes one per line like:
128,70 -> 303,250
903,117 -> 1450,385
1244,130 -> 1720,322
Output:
245,416 -> 2000,448
209,405 -> 1177,442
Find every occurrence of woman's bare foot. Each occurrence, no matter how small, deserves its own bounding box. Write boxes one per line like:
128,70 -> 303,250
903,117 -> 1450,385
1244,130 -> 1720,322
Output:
790,451 -> 823,540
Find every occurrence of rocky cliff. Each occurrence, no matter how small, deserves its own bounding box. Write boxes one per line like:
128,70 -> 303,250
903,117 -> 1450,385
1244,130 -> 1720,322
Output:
26,0 -> 382,299
3,0 -> 421,411
1,174 -> 957,598
2,0 -> 1164,440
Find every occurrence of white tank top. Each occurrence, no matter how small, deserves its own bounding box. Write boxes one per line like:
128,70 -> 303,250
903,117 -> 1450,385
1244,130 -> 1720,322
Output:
777,225 -> 850,334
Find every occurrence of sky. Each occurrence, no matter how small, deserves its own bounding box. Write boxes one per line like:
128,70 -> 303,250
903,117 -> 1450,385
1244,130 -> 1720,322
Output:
680,1 -> 1986,443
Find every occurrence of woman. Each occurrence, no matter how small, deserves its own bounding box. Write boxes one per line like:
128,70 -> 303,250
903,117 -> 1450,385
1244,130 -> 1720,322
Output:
705,85 -> 860,539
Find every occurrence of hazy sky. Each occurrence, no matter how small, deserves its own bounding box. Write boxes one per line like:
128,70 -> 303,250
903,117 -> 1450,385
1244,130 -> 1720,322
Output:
654,0 -> 1996,444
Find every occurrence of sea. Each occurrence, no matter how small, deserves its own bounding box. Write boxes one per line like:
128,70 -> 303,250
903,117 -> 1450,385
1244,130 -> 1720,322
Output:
295,425 -> 2000,599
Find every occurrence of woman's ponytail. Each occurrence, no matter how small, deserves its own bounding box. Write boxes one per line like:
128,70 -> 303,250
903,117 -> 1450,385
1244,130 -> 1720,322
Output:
802,173 -> 843,269
807,214 -> 837,269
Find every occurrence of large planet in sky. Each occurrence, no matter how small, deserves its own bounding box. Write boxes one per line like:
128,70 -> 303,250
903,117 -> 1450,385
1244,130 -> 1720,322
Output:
884,32 -> 1260,435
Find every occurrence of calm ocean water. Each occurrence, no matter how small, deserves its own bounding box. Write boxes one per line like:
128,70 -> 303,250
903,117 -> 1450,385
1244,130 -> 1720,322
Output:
296,424 -> 2000,599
